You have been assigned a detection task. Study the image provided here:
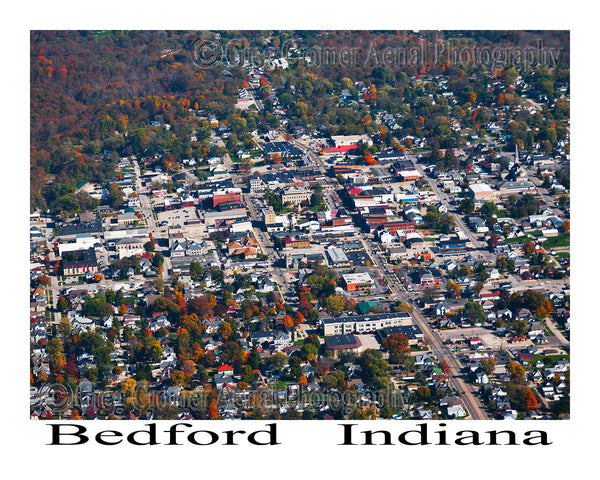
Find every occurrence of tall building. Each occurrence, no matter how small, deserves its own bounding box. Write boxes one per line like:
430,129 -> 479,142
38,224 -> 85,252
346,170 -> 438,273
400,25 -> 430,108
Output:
262,207 -> 276,226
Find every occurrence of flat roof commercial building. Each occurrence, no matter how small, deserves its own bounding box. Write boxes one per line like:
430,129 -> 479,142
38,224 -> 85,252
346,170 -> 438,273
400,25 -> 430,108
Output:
342,272 -> 374,291
324,334 -> 363,358
281,188 -> 312,206
468,183 -> 495,201
326,245 -> 351,267
322,312 -> 412,336
375,325 -> 424,346
62,248 -> 98,276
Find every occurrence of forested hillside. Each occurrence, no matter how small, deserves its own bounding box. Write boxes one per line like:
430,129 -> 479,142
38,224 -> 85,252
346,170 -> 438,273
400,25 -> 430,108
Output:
31,30 -> 569,215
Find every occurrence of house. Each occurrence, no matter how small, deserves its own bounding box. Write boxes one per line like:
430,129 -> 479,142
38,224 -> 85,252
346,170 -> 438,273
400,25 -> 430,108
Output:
440,396 -> 467,418
434,302 -> 448,317
148,315 -> 171,332
250,331 -> 276,346
257,277 -> 275,293
272,331 -> 293,350
170,240 -> 187,257
527,321 -> 543,338
417,408 -> 433,420
216,364 -> 234,376
517,352 -> 534,365
475,371 -> 489,384
227,236 -> 259,259
214,373 -> 237,390
414,354 -> 435,368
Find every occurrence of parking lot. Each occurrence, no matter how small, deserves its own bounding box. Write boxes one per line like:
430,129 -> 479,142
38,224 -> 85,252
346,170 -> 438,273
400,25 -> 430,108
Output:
439,327 -> 507,351
156,207 -> 199,227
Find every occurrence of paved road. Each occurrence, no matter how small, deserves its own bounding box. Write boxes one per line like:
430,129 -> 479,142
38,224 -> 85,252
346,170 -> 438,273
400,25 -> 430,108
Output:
133,160 -> 170,282
278,139 -> 492,418
544,317 -> 570,348
364,235 -> 491,419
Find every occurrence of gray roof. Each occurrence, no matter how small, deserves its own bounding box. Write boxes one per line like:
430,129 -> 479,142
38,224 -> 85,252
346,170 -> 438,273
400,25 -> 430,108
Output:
321,312 -> 412,325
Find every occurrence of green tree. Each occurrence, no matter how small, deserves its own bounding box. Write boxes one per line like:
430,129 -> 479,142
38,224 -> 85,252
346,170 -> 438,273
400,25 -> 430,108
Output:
268,352 -> 288,372
479,201 -> 498,219
479,357 -> 496,376
463,301 -> 485,324
57,296 -> 69,313
241,364 -> 256,384
143,337 -> 163,363
360,349 -> 391,389
460,197 -> 475,214
58,317 -> 72,339
108,183 -> 124,209
247,348 -> 261,371
189,261 -> 204,280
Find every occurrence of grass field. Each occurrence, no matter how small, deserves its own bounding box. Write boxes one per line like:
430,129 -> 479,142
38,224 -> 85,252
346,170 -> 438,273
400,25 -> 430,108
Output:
544,234 -> 570,248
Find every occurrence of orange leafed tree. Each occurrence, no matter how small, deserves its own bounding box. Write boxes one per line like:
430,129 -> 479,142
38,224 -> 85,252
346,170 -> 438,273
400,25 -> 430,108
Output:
365,153 -> 377,165
369,84 -> 377,102
283,315 -> 294,328
525,390 -> 538,411
208,399 -> 219,418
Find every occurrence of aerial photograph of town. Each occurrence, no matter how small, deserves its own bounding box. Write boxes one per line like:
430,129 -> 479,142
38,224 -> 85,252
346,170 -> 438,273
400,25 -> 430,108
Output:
29,29 -> 571,422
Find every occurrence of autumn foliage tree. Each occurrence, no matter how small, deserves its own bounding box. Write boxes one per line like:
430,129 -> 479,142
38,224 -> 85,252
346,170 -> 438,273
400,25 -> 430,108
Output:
283,315 -> 294,328
381,333 -> 410,364
364,153 -> 377,165
525,389 -> 538,411
507,360 -> 526,383
207,399 -> 219,419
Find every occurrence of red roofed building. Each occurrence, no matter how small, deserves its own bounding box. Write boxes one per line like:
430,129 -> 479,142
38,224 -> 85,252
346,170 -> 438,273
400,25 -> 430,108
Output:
382,221 -> 416,235
217,364 -> 234,376
213,189 -> 242,208
322,144 -> 358,153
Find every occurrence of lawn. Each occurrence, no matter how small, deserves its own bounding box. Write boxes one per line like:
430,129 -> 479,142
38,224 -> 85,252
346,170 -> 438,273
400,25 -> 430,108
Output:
505,235 -> 529,244
532,353 -> 569,366
544,234 -> 570,248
